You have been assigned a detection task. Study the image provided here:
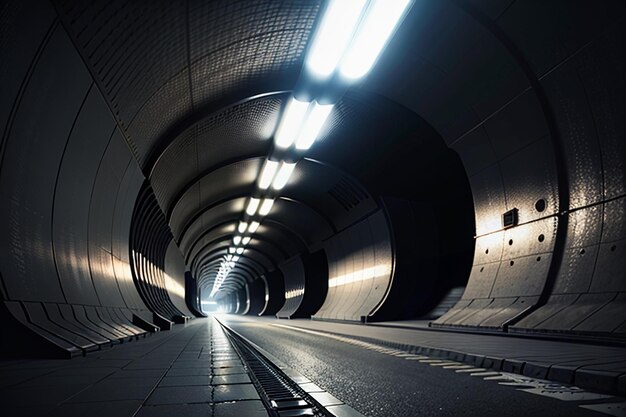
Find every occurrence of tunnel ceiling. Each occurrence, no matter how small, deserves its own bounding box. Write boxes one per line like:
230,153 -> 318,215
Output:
1,0 -> 622,344
49,0 -> 489,298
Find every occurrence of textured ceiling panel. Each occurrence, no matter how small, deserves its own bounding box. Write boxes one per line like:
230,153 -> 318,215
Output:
56,0 -> 319,169
285,159 -> 377,231
186,223 -> 236,265
195,97 -> 283,172
198,251 -> 265,278
57,0 -> 188,163
126,69 -> 193,166
194,235 -> 288,274
194,242 -> 275,276
189,0 -> 319,107
150,96 -> 283,213
150,125 -> 197,208
187,221 -> 305,267
179,198 -> 246,255
169,158 -> 262,239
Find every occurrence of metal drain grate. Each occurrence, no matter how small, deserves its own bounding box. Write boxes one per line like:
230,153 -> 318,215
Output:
218,321 -> 333,417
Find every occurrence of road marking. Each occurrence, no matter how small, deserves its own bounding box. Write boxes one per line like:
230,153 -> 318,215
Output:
430,362 -> 461,367
580,402 -> 626,416
456,368 -> 485,373
268,323 -> 625,416
470,371 -> 500,377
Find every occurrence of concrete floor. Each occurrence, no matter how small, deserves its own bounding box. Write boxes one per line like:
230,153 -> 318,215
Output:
1,316 -> 625,417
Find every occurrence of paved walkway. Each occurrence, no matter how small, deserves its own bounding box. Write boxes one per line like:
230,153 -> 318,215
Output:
0,318 -> 267,417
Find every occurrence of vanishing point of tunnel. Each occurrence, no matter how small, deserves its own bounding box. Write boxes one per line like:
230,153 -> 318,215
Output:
1,0 -> 625,416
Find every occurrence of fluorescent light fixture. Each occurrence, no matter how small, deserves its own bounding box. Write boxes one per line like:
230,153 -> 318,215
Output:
295,103 -> 334,150
233,236 -> 242,245
274,98 -> 310,149
246,198 -> 260,215
242,236 -> 251,245
236,247 -> 244,255
248,221 -> 260,233
228,247 -> 236,254
225,254 -> 233,261
258,160 -> 279,189
306,0 -> 367,78
259,198 -> 274,216
228,261 -> 235,268
339,0 -> 411,80
238,222 -> 248,233
272,162 -> 297,190
232,256 -> 240,262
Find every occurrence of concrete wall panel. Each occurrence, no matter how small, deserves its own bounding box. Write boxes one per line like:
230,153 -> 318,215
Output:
276,256 -> 306,319
164,241 -> 195,317
53,87 -> 116,306
0,26 -> 92,302
88,131 -> 132,308
313,210 -> 393,322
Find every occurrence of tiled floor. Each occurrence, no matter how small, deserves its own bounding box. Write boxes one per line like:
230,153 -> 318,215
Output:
0,318 -> 269,417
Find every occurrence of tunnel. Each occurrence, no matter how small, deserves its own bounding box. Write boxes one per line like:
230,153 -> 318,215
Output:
0,0 -> 625,416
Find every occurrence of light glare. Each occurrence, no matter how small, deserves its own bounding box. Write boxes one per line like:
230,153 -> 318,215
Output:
274,98 -> 310,148
295,103 -> 334,150
242,236 -> 251,245
272,162 -> 297,190
339,0 -> 411,80
306,0 -> 366,78
259,198 -> 274,216
238,222 -> 248,233
236,247 -> 244,255
246,198 -> 260,215
233,236 -> 242,245
258,160 -> 279,189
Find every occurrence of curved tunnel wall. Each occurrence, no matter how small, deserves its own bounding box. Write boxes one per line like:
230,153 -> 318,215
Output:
1,0 -> 625,351
276,250 -> 328,319
369,197 -> 474,322
313,210 -> 393,322
359,0 -> 626,338
276,256 -> 306,319
260,270 -> 285,316
130,184 -> 193,322
184,272 -> 205,317
164,241 -> 195,318
0,1 -> 198,356
246,279 -> 266,316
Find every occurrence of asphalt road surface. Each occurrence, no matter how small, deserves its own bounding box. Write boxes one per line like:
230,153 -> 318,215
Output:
219,315 -> 616,417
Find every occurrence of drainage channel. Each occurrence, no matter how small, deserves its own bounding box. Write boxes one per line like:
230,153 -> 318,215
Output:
217,319 -> 336,417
